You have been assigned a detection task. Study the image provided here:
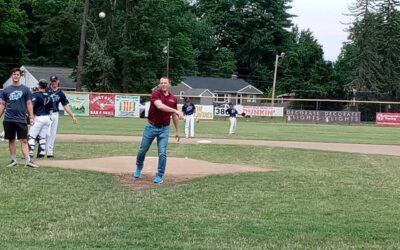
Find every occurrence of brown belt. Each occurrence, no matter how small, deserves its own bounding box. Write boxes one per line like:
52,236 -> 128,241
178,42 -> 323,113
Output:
148,121 -> 169,128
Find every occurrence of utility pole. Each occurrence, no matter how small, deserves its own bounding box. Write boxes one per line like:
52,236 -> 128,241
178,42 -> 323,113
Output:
76,0 -> 90,91
271,52 -> 285,107
166,38 -> 170,78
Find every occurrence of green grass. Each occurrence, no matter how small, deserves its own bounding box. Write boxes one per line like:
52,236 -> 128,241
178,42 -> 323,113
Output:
1,139 -> 400,249
2,116 -> 400,248
58,116 -> 400,145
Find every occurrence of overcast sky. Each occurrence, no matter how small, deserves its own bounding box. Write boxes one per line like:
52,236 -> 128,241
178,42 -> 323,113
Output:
290,0 -> 354,61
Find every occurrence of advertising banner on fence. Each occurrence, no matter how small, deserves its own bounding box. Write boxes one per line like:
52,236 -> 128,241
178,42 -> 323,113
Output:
240,106 -> 284,117
177,104 -> 214,119
214,105 -> 284,117
115,95 -> 140,117
376,113 -> 400,126
65,93 -> 89,116
89,93 -> 115,117
286,110 -> 361,124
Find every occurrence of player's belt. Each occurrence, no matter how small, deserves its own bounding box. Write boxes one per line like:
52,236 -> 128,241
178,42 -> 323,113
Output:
148,121 -> 169,128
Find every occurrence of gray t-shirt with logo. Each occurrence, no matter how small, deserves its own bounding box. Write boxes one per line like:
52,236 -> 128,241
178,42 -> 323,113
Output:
1,84 -> 32,123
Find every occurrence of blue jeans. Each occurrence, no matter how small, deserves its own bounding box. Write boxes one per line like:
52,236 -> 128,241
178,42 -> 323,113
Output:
136,123 -> 170,177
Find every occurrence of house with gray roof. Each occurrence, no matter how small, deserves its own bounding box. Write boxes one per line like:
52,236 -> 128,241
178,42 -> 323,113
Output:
3,66 -> 76,90
169,76 -> 263,105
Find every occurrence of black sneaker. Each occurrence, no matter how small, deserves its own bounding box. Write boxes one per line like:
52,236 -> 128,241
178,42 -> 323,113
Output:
47,155 -> 54,158
7,160 -> 17,167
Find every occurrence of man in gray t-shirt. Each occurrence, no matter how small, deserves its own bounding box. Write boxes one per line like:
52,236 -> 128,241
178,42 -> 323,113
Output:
0,68 -> 38,168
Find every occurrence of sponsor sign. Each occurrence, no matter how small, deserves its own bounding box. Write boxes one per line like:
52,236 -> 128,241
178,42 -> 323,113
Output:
240,106 -> 284,117
376,112 -> 400,126
89,93 -> 115,117
115,95 -> 140,117
214,105 -> 284,117
65,93 -> 89,116
178,104 -> 214,120
286,110 -> 361,124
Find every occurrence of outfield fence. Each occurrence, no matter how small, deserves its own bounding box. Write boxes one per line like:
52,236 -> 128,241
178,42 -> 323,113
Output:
2,88 -> 400,125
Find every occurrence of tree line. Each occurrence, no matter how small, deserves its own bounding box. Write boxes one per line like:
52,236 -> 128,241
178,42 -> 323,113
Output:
1,0 -> 400,107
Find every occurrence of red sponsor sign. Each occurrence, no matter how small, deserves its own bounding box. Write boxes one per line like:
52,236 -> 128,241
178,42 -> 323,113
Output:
89,93 -> 115,117
376,112 -> 400,126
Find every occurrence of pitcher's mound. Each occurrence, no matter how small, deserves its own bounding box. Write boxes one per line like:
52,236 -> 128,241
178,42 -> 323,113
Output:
36,156 -> 273,189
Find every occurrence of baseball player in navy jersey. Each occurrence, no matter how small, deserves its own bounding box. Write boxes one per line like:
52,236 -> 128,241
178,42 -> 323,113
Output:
0,68 -> 38,168
46,75 -> 77,158
226,102 -> 238,134
182,97 -> 196,138
28,79 -> 53,158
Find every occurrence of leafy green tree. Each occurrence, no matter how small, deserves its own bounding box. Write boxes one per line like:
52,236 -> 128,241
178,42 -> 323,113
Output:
81,0 -> 205,93
0,0 -> 28,81
82,40 -> 115,92
205,47 -> 237,77
24,0 -> 81,67
279,28 -> 335,99
194,0 -> 294,90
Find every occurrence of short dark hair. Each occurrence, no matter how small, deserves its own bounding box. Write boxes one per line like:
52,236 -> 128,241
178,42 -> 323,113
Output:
10,68 -> 21,75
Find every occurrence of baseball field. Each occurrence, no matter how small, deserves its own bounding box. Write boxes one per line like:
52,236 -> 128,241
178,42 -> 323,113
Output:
1,116 -> 400,249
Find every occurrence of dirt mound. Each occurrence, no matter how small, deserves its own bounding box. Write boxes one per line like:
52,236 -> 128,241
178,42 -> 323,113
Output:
36,156 -> 273,189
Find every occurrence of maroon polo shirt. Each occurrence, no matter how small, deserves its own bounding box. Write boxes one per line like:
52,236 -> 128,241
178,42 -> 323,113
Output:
148,89 -> 177,126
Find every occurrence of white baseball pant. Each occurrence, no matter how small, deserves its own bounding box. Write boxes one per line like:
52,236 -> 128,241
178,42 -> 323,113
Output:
46,112 -> 59,156
28,115 -> 52,157
185,114 -> 195,138
229,117 -> 237,134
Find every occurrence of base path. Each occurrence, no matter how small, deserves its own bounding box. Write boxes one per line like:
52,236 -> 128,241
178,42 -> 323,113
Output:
57,134 -> 400,156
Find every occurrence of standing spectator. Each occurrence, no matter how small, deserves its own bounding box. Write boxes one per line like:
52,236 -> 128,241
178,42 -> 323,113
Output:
133,77 -> 182,184
0,68 -> 38,167
46,75 -> 77,158
182,97 -> 196,138
226,102 -> 238,134
28,79 -> 53,158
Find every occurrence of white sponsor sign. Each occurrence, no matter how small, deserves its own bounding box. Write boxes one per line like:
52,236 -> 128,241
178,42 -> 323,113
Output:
215,105 -> 284,117
178,104 -> 214,120
115,95 -> 140,117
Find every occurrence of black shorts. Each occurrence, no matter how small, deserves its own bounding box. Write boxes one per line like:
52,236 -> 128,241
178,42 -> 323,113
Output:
3,121 -> 28,140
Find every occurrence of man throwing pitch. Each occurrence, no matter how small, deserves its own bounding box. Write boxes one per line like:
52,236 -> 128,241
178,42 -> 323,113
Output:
133,77 -> 182,184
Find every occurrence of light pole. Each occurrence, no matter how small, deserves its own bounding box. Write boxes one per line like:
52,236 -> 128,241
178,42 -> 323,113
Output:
163,38 -> 170,78
271,52 -> 285,107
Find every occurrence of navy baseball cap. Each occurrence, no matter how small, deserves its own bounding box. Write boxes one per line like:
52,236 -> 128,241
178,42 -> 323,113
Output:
50,75 -> 58,81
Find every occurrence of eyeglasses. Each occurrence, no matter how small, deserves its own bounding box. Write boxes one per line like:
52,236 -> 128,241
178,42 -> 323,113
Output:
51,80 -> 57,83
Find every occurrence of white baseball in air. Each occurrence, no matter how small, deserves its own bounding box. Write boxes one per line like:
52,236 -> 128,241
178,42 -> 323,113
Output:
99,12 -> 106,19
